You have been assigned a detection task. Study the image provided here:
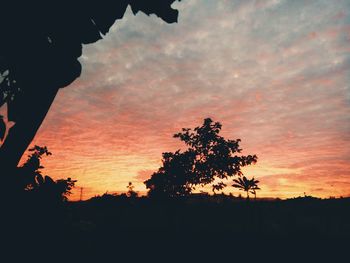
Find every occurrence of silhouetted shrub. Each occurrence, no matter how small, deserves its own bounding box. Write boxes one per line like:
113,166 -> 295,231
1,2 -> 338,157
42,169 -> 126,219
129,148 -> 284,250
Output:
12,145 -> 76,203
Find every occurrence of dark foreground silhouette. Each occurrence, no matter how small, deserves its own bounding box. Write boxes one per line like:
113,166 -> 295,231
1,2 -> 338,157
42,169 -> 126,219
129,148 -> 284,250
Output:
3,194 -> 350,261
71,194 -> 350,239
2,124 -> 349,260
0,0 -> 181,171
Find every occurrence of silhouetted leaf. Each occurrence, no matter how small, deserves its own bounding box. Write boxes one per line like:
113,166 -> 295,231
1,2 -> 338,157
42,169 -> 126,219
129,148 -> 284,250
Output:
44,176 -> 55,185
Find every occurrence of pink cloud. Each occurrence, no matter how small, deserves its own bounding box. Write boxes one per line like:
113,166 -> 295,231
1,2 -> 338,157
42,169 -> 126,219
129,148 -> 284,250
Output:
28,0 -> 350,200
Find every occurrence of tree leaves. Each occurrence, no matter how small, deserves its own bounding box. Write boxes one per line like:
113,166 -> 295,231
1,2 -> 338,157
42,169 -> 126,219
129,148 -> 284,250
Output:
145,118 -> 258,197
17,146 -> 77,202
232,176 -> 260,199
0,1 -> 182,171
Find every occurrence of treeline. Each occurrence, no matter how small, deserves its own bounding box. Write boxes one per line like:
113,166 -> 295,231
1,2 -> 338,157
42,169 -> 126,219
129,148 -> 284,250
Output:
4,118 -> 263,204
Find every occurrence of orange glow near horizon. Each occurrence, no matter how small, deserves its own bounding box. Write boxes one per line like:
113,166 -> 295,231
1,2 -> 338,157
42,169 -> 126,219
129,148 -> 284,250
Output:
30,121 -> 350,201
19,1 -> 350,200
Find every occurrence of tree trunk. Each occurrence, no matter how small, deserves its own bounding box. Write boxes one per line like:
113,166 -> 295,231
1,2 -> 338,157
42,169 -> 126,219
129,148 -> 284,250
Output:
0,86 -> 59,171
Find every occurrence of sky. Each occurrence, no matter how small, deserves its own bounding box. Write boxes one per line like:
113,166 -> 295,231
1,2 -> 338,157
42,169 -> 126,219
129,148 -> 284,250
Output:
26,0 -> 350,200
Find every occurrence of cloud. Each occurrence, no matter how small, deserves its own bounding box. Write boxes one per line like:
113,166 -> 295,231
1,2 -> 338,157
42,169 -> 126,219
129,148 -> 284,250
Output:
135,169 -> 154,183
31,0 -> 350,199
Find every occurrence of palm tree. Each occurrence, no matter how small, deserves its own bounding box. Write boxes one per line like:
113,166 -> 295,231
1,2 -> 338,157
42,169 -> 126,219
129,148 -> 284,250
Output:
232,176 -> 260,200
126,182 -> 138,198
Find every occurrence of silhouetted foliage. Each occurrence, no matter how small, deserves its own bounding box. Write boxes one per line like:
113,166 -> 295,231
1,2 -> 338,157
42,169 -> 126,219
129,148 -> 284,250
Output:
232,176 -> 260,200
145,118 -> 257,197
15,145 -> 76,202
19,145 -> 52,189
126,182 -> 138,198
0,0 -> 181,170
212,181 -> 227,194
145,150 -> 196,197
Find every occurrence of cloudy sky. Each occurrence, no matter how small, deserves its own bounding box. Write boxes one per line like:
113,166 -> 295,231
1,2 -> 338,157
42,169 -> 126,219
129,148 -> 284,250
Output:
29,0 -> 350,200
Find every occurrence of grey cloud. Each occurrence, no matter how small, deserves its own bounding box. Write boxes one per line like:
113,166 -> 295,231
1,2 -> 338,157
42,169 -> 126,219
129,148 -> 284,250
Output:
31,0 -> 350,198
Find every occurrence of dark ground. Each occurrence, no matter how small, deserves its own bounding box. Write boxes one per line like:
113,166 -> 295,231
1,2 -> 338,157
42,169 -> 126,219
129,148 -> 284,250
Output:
3,195 -> 350,261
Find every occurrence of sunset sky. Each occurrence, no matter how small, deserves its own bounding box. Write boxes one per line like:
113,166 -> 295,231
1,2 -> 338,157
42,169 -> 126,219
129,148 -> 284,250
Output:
27,0 -> 350,200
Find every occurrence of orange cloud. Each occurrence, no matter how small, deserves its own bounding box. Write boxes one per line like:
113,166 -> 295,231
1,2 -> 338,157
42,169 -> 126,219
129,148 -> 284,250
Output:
27,0 -> 350,200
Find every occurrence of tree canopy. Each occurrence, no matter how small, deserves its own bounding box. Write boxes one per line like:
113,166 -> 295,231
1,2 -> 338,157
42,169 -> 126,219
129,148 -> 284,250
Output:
14,145 -> 77,202
0,0 -> 181,109
232,176 -> 260,200
145,118 -> 258,197
0,0 -> 181,170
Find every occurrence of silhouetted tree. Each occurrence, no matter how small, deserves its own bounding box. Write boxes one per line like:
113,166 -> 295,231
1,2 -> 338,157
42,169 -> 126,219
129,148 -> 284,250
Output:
19,145 -> 52,190
38,177 -> 77,202
0,0 -> 181,171
126,182 -> 138,198
16,145 -> 76,202
145,118 -> 257,197
232,176 -> 260,200
145,150 -> 196,197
